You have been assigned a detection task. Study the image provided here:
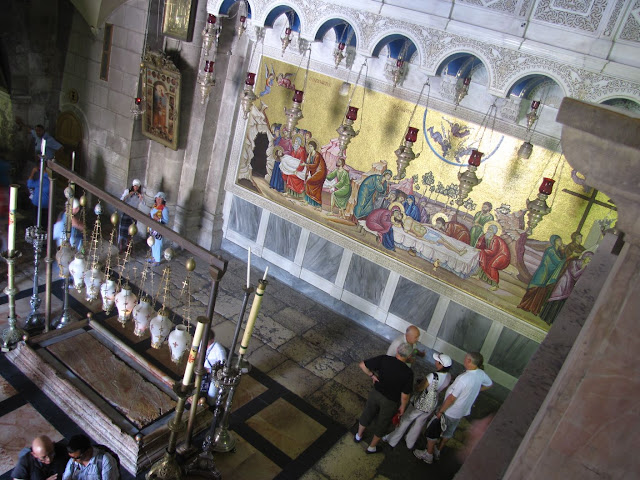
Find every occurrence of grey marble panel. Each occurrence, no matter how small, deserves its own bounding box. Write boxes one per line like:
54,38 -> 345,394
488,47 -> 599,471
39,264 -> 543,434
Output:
438,302 -> 492,353
228,196 -> 261,241
389,277 -> 440,331
302,233 -> 343,283
343,254 -> 389,306
489,327 -> 540,378
264,214 -> 301,261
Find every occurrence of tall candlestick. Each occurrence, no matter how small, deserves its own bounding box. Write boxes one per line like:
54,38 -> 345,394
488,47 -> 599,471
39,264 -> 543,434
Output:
41,139 -> 46,157
182,317 -> 207,386
262,267 -> 269,281
238,279 -> 268,356
71,151 -> 75,171
8,185 -> 18,254
246,247 -> 251,288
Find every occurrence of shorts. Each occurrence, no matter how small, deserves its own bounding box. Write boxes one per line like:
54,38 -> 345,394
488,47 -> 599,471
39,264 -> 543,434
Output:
425,414 -> 461,440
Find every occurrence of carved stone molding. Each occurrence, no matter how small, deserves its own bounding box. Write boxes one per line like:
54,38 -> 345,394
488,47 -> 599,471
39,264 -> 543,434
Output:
498,97 -> 523,122
210,0 -> 640,103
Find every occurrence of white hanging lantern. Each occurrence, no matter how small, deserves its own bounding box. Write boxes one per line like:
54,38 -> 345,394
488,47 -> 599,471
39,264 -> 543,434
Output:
149,308 -> 172,348
115,284 -> 138,325
101,278 -> 117,314
56,241 -> 75,278
69,254 -> 87,291
84,265 -> 104,302
132,297 -> 154,336
168,325 -> 192,363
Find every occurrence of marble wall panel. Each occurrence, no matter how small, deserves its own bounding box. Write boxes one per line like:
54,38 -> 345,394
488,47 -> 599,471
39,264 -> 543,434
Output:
264,214 -> 301,261
489,327 -> 540,377
302,233 -> 343,283
438,301 -> 492,352
228,196 -> 262,241
389,277 -> 440,331
344,254 -> 389,306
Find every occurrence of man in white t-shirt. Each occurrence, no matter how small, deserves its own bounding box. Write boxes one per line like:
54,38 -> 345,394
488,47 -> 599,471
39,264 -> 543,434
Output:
414,351 -> 492,464
386,325 -> 425,366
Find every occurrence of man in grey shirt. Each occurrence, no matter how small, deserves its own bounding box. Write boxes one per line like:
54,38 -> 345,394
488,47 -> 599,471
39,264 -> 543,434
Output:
62,435 -> 118,480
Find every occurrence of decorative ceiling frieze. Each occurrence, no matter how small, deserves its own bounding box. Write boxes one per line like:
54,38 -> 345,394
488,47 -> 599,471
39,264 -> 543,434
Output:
532,0 -> 607,32
620,1 -> 640,42
211,0 -> 640,102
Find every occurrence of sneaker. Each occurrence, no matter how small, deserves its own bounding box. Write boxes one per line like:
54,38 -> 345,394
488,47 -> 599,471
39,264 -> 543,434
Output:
353,434 -> 362,443
382,435 -> 389,443
434,446 -> 441,461
413,449 -> 433,464
366,447 -> 382,454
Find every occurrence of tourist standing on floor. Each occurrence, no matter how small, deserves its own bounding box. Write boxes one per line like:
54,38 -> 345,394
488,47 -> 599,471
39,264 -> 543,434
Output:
383,352 -> 452,449
386,325 -> 425,367
354,342 -> 414,454
52,198 -> 84,251
16,118 -> 63,163
26,166 -> 50,229
148,192 -> 168,266
118,179 -> 143,253
62,435 -> 118,480
414,351 -> 492,464
11,435 -> 68,480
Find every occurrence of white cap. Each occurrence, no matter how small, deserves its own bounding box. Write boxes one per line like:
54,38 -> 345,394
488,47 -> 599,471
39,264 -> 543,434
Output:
433,352 -> 452,368
155,191 -> 166,200
132,179 -> 141,187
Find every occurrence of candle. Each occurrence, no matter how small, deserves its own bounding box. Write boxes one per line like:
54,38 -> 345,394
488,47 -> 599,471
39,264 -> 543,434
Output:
41,138 -> 46,157
238,279 -> 268,356
8,185 -> 18,254
262,267 -> 269,281
71,151 -> 75,171
247,247 -> 251,288
181,317 -> 207,386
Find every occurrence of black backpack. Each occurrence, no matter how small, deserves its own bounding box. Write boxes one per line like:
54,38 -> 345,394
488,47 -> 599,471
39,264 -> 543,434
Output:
94,444 -> 122,479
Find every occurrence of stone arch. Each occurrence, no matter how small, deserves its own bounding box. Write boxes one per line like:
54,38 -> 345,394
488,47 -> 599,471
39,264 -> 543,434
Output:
502,70 -> 570,100
431,48 -> 494,91
368,31 -> 423,67
595,93 -> 640,106
255,2 -> 303,32
309,15 -> 362,49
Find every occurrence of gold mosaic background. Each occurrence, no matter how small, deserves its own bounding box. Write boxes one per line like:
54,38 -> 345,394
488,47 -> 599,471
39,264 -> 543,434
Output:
254,56 -> 616,243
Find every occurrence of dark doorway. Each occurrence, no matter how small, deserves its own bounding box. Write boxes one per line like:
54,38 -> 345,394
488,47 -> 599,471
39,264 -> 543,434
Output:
251,132 -> 269,177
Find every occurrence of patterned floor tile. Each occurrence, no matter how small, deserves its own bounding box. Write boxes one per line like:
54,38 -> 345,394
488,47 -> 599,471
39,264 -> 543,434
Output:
212,432 -> 282,479
277,336 -> 324,366
306,380 -> 365,428
0,376 -> 17,402
267,360 -> 325,398
245,398 -> 326,459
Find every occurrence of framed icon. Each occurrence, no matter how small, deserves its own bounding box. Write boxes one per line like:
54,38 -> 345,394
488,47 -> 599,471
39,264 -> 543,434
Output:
141,51 -> 181,150
162,0 -> 197,42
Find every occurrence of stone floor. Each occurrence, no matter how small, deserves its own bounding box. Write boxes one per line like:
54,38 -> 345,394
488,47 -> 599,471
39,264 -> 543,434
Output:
0,215 -> 501,479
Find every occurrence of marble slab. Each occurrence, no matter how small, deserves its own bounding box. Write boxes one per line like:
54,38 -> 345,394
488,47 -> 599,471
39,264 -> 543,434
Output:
438,301 -> 493,353
228,196 -> 261,241
213,432 -> 281,479
388,277 -> 440,331
232,374 -> 269,412
246,397 -> 327,459
278,336 -> 324,366
267,360 -> 325,398
302,233 -> 343,283
343,254 -> 389,306
47,332 -> 174,428
264,214 -> 301,260
489,327 -> 540,377
306,380 -> 366,428
314,433 -> 385,480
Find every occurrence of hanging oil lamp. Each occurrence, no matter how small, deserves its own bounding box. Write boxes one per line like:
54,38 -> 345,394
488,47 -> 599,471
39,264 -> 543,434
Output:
281,27 -> 292,55
525,177 -> 554,235
394,127 -> 420,180
457,150 -> 483,206
455,76 -> 471,107
241,72 -> 258,119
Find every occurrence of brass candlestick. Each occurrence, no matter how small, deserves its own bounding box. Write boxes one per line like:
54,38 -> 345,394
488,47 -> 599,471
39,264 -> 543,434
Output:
1,251 -> 27,351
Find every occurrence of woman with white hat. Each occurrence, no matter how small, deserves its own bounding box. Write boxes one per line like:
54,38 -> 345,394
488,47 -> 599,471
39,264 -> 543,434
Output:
383,352 -> 452,450
149,191 -> 168,266
118,179 -> 143,253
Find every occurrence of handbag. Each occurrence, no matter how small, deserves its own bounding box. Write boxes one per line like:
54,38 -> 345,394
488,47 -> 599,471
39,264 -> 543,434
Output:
413,373 -> 439,414
391,411 -> 402,426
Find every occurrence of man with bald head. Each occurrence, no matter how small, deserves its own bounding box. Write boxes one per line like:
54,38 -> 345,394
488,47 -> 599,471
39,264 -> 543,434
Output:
11,435 -> 68,480
386,325 -> 425,367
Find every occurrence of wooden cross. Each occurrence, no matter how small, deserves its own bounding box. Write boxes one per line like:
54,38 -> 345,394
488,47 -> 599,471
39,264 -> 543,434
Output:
561,187 -> 617,234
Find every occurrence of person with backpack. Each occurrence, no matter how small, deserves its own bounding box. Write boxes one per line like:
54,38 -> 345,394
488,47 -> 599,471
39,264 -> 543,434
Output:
62,435 -> 119,480
382,352 -> 452,449
11,435 -> 68,480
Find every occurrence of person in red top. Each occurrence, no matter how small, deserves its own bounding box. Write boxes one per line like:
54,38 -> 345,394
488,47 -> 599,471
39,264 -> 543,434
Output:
433,216 -> 471,245
304,140 -> 327,209
475,223 -> 511,291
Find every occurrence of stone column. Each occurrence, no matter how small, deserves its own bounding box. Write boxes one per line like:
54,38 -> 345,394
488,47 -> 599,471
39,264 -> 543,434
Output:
197,22 -> 252,251
456,98 -> 640,479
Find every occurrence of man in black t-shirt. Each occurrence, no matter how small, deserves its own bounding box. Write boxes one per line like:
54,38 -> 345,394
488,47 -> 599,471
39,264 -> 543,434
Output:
354,342 -> 414,454
11,435 -> 68,480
